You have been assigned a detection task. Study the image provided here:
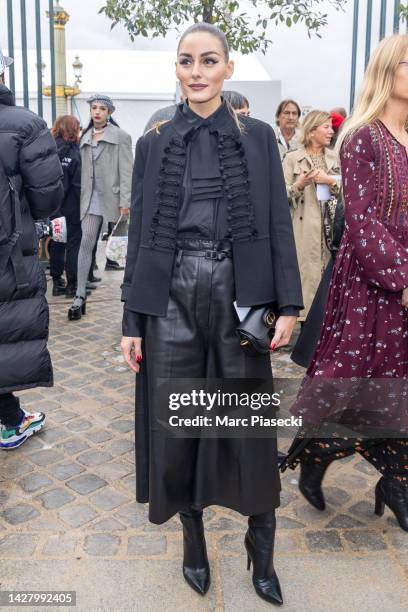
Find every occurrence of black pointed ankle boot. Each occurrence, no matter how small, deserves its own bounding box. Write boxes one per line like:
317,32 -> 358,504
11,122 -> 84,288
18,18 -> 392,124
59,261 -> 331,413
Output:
245,511 -> 283,606
299,460 -> 331,511
374,476 -> 408,531
179,508 -> 210,596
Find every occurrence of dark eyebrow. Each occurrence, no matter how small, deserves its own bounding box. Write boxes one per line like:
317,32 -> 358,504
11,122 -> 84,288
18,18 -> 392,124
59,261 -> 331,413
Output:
178,51 -> 221,58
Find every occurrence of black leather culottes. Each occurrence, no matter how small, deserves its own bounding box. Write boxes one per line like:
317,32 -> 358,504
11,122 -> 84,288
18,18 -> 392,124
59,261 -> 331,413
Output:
135,239 -> 280,524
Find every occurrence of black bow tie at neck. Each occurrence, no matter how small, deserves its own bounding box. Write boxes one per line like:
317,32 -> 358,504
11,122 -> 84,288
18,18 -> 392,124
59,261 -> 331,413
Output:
186,123 -> 222,180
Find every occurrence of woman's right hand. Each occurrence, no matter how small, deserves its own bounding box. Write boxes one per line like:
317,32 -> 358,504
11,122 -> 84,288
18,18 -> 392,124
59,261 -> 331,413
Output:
294,169 -> 319,191
402,287 -> 408,308
121,336 -> 143,373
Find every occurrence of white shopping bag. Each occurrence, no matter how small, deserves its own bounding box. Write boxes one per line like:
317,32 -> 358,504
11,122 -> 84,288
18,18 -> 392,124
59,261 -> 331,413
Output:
50,216 -> 67,243
105,214 -> 129,267
316,184 -> 331,202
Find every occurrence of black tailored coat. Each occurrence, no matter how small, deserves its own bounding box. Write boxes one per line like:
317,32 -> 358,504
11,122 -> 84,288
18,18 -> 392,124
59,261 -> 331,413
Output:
121,103 -> 303,523
0,85 -> 63,393
122,103 -> 303,335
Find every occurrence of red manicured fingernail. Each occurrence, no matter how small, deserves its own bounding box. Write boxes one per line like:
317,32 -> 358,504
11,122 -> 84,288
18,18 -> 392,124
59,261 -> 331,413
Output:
271,343 -> 276,351
136,355 -> 142,363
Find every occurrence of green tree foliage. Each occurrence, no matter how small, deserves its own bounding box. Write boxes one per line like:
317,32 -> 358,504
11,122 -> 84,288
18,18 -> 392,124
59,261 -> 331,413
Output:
100,0 -> 347,54
399,4 -> 408,22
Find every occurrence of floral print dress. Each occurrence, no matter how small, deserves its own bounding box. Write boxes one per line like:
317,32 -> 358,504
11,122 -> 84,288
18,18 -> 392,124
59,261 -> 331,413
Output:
293,121 -> 408,434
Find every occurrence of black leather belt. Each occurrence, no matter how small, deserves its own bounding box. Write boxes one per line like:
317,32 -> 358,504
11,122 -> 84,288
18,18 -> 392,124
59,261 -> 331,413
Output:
175,247 -> 232,266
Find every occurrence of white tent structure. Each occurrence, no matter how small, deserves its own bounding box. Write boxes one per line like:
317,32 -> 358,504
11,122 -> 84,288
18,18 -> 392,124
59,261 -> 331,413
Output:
11,49 -> 281,145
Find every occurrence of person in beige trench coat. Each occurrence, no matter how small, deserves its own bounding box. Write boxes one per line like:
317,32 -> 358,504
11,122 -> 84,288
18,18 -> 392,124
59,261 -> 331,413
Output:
283,111 -> 341,320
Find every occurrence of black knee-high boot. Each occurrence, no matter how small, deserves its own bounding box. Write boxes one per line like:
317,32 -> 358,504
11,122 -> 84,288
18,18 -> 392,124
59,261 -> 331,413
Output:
375,477 -> 408,532
179,508 -> 210,595
245,510 -> 283,606
298,459 -> 332,511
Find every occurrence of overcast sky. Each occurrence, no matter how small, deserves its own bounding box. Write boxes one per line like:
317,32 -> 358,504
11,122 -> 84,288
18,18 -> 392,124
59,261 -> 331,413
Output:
0,0 -> 405,111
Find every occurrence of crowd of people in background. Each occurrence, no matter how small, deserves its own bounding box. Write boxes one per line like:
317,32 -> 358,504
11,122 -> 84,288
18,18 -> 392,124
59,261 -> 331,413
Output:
46,95 -> 133,321
0,43 -> 350,450
46,92 -> 349,329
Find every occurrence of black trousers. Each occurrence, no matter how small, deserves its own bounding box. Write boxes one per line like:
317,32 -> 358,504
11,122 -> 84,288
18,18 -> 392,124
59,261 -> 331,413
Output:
136,239 -> 280,524
49,240 -> 66,280
49,221 -> 83,286
89,217 -> 103,273
300,437 -> 408,485
0,394 -> 24,427
66,221 -> 82,286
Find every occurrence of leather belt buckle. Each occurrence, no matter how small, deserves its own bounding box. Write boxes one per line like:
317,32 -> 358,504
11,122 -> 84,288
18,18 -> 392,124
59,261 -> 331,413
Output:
205,250 -> 218,260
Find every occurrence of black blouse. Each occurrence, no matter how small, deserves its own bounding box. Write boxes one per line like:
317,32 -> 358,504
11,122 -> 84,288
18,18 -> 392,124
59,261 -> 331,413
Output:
177,101 -> 227,240
176,102 -> 297,320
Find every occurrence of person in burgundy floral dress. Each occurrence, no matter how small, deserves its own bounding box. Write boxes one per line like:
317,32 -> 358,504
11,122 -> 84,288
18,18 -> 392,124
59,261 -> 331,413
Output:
286,34 -> 408,532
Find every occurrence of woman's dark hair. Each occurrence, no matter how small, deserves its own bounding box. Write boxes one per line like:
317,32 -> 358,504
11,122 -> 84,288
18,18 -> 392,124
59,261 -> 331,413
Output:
275,99 -> 301,125
81,115 -> 120,139
51,115 -> 80,143
177,23 -> 245,131
177,22 -> 229,60
222,90 -> 249,111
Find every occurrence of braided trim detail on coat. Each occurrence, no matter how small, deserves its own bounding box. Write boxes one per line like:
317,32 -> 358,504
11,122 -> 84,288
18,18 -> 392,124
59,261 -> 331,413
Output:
149,135 -> 186,250
149,130 -> 257,249
217,133 -> 258,242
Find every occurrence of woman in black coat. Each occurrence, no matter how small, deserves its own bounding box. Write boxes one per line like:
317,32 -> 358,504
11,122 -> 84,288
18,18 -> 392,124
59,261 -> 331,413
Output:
50,115 -> 82,297
291,192 -> 345,369
121,23 -> 303,605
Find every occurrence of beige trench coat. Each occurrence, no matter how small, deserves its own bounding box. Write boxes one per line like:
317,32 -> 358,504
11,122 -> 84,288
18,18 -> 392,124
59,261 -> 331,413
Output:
80,123 -> 133,222
283,145 -> 341,320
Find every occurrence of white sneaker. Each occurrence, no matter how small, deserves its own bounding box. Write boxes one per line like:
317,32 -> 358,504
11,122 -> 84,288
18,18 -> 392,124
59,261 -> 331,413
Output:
0,410 -> 46,450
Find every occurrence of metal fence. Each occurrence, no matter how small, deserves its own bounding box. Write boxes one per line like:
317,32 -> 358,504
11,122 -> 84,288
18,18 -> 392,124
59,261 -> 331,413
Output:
4,0 -> 57,122
2,0 -> 408,119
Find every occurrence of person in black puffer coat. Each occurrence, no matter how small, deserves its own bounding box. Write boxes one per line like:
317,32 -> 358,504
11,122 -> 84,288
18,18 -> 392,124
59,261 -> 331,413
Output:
50,115 -> 82,297
0,52 -> 64,450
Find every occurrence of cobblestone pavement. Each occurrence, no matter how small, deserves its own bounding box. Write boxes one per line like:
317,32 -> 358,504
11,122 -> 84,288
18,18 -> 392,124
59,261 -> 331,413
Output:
1,262 -> 408,611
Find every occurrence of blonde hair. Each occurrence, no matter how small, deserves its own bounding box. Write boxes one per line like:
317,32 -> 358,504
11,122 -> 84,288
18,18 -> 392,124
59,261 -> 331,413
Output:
337,34 -> 408,151
146,120 -> 169,135
301,110 -> 331,148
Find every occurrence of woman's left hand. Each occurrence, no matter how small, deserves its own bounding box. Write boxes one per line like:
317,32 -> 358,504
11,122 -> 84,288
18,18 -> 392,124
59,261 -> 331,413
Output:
270,316 -> 297,351
120,207 -> 130,216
